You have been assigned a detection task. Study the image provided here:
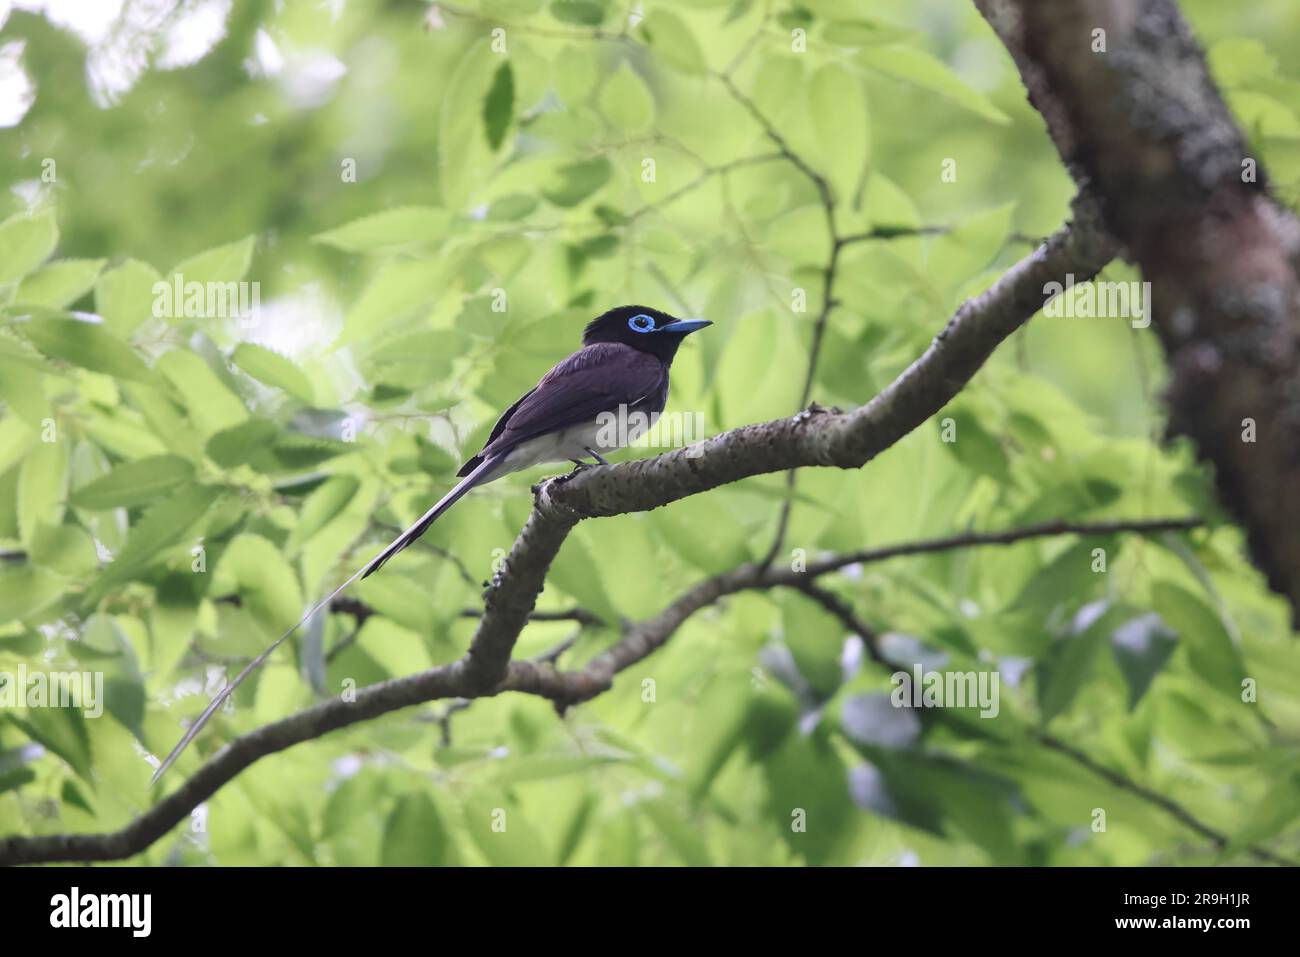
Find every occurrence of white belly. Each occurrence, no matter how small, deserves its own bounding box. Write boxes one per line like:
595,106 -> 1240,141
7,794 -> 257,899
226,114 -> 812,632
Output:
492,414 -> 653,479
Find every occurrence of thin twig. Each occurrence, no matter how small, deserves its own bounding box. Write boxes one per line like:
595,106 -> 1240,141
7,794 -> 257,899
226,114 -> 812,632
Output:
1039,734 -> 1298,868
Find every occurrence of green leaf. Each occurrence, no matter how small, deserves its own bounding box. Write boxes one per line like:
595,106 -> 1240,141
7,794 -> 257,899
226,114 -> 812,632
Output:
483,61 -> 515,151
149,573 -> 202,677
732,705 -> 795,797
61,778 -> 94,814
381,793 -> 449,865
810,63 -> 868,203
70,455 -> 195,510
931,202 -> 1018,288
551,0 -> 605,26
1224,770 -> 1300,854
542,157 -> 612,207
414,435 -> 456,475
250,433 -> 352,473
0,209 -> 58,284
0,417 -> 37,476
1037,600 -> 1111,723
553,44 -> 599,102
555,792 -> 595,865
230,342 -> 315,404
546,533 -> 620,625
1208,38 -> 1278,87
339,259 -> 444,346
866,45 -> 1010,125
649,493 -> 750,572
17,439 -> 67,545
16,259 -> 106,308
0,566 -> 65,626
439,41 -> 498,210
365,329 -> 460,386
1011,540 -> 1102,614
18,316 -> 154,383
12,700 -> 93,783
486,194 -> 539,221
938,408 -> 1009,482
322,769 -> 387,838
599,62 -> 654,134
764,730 -> 857,864
685,675 -> 752,800
0,356 -> 51,427
454,293 -> 510,340
29,523 -> 98,577
213,534 -> 303,636
595,810 -> 639,866
79,617 -> 146,738
290,474 -> 360,548
642,798 -> 714,866
0,632 -> 44,655
353,572 -> 438,637
1109,613 -> 1178,709
92,484 -> 221,593
95,259 -> 163,336
462,792 -> 549,866
78,611 -> 129,657
1228,90 -> 1300,140
782,592 -> 847,701
0,745 -> 41,794
1151,582 -> 1246,699
169,235 -> 255,287
313,207 -> 452,254
156,349 -> 248,437
822,18 -> 915,48
637,10 -> 707,75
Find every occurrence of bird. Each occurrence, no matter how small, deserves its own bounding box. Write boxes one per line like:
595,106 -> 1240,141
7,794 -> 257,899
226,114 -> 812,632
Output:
151,305 -> 711,782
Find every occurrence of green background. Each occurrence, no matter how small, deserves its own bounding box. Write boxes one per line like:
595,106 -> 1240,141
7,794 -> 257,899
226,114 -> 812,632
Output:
1,0 -> 1298,865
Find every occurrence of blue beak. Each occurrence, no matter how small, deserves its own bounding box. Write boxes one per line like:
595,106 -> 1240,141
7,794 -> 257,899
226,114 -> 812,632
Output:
659,319 -> 712,335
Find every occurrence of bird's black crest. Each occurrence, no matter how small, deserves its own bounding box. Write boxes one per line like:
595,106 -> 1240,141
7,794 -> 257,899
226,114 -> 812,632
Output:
582,305 -> 679,344
581,304 -> 710,361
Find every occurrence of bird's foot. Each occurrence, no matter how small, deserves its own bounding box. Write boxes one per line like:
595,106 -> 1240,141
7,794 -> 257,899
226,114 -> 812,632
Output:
556,454 -> 610,484
555,461 -> 592,485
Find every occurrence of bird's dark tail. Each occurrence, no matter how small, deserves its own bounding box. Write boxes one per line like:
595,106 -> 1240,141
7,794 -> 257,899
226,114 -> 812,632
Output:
361,453 -> 501,578
150,452 -> 504,785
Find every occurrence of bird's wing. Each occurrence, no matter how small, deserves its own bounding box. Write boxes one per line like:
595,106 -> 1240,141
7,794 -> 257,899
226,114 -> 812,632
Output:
456,387 -> 536,476
482,342 -> 665,455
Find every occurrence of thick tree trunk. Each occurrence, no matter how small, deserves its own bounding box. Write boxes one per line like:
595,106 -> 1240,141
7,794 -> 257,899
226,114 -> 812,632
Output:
977,0 -> 1300,623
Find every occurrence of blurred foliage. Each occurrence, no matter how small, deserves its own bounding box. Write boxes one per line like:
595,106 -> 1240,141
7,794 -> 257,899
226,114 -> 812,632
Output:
0,0 -> 1299,866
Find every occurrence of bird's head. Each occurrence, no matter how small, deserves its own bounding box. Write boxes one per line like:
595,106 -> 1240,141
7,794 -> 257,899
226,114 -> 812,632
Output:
582,305 -> 712,362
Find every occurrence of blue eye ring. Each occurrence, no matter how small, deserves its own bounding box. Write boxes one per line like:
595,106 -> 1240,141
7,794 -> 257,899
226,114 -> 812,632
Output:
627,314 -> 655,333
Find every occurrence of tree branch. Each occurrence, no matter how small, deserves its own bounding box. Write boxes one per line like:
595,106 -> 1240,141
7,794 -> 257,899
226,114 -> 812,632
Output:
794,581 -> 890,667
455,193 -> 1114,704
796,516 -> 1203,579
0,512 -> 1256,865
0,204 -> 1118,864
527,514 -> 1204,706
